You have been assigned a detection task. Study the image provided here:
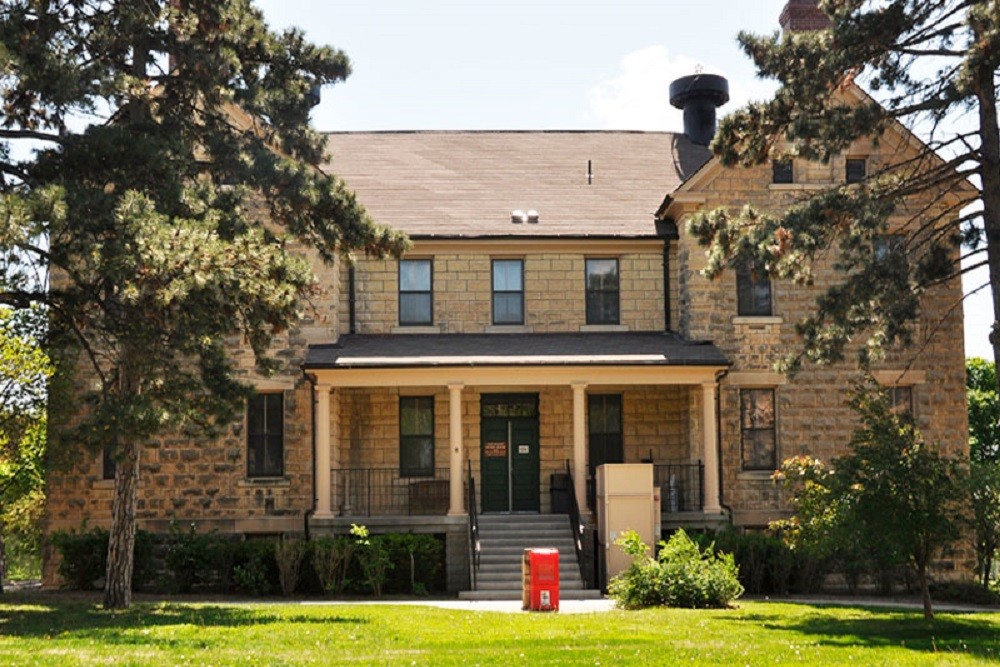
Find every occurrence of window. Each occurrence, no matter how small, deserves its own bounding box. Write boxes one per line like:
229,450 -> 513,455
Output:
741,388 -> 777,471
399,259 -> 433,325
737,261 -> 772,316
585,258 -> 620,325
102,445 -> 116,481
846,158 -> 867,184
874,234 -> 905,262
492,259 -> 524,325
772,159 -> 793,184
400,397 -> 434,477
889,385 -> 913,417
588,395 -> 623,476
247,393 -> 284,477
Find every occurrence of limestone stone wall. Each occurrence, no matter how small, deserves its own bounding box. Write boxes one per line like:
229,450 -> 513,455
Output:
42,247 -> 341,585
341,248 -> 667,334
677,142 -> 969,528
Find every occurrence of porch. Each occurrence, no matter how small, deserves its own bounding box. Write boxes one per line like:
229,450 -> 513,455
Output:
305,332 -> 730,525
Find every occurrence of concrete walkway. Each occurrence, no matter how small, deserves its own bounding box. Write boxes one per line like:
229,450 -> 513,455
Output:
300,598 -> 617,613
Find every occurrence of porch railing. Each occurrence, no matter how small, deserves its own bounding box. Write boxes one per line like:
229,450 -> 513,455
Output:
331,467 -> 452,517
564,460 -> 588,585
653,461 -> 704,513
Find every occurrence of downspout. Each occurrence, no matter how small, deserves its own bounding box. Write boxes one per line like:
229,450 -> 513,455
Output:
662,240 -> 672,332
348,266 -> 357,335
714,369 -> 733,522
304,371 -> 317,540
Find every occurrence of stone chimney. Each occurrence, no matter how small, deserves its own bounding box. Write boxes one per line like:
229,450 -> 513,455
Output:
779,0 -> 831,33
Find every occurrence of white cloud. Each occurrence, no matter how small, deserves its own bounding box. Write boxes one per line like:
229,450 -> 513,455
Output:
588,45 -> 773,132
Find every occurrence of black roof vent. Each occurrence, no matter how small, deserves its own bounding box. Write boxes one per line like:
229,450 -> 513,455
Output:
669,74 -> 730,146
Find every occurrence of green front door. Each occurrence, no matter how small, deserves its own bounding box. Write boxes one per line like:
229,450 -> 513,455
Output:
481,394 -> 539,513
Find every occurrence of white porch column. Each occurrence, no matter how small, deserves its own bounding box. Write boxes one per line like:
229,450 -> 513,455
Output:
314,383 -> 333,519
447,383 -> 465,516
571,382 -> 588,511
701,381 -> 722,514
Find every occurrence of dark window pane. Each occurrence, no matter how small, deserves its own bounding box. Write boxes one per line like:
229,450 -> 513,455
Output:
400,260 -> 431,291
740,389 -> 777,471
772,159 -> 793,184
248,393 -> 283,477
493,260 -> 522,291
737,263 -> 772,316
874,234 -> 905,262
399,293 -> 432,325
102,445 -> 116,480
493,293 -> 523,324
846,158 -> 866,184
585,259 -> 620,325
400,397 -> 434,477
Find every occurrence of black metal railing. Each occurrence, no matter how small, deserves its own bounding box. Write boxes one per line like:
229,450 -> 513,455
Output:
331,467 -> 451,516
467,460 -> 480,589
564,460 -> 587,583
653,461 -> 704,513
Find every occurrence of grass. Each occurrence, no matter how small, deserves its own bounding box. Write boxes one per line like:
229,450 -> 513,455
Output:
1,595 -> 999,666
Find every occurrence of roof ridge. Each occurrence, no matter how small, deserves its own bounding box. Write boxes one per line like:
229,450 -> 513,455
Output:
321,129 -> 681,136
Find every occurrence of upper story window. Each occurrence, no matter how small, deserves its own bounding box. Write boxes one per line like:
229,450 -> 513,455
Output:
772,159 -> 794,184
846,158 -> 867,184
247,393 -> 283,478
737,261 -> 772,317
492,259 -> 524,325
874,234 -> 905,262
399,259 -> 433,326
889,385 -> 914,418
740,388 -> 777,471
102,445 -> 116,481
400,396 -> 434,478
585,258 -> 620,325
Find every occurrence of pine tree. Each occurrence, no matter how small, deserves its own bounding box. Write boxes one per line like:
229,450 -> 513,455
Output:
0,0 -> 407,608
689,0 -> 999,381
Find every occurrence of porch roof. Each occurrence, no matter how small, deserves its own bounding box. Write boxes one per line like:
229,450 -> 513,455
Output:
303,332 -> 729,370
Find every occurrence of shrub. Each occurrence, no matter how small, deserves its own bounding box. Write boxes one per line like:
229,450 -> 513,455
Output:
312,536 -> 354,595
380,533 -> 443,594
351,524 -> 392,597
164,522 -> 217,593
231,538 -> 278,596
609,529 -> 743,609
695,529 -> 827,595
275,539 -> 307,597
51,526 -> 155,590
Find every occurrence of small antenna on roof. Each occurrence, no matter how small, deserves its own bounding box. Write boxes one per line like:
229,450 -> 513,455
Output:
587,159 -> 593,185
695,64 -> 704,74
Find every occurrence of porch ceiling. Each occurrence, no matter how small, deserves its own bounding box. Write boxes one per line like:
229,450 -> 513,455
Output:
304,332 -> 729,387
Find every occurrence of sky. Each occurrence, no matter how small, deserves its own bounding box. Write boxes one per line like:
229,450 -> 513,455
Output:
255,0 -> 992,360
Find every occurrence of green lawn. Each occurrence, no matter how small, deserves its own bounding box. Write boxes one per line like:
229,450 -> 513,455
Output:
1,596 -> 999,666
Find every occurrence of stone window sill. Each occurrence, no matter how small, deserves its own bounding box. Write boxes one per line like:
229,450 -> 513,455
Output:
579,324 -> 629,333
484,325 -> 533,334
238,477 -> 291,488
737,471 -> 778,482
768,183 -> 828,192
390,325 -> 441,334
732,316 -> 783,326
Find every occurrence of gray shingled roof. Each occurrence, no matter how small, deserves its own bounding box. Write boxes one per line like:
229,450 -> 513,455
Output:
304,333 -> 729,369
322,131 -> 710,238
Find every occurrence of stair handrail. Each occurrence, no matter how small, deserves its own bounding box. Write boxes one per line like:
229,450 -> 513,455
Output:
467,459 -> 480,589
564,460 -> 588,585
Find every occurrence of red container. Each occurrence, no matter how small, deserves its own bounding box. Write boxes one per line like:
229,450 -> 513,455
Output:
521,548 -> 560,612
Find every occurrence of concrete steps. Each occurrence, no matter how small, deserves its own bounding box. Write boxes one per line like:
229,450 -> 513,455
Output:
459,514 -> 603,601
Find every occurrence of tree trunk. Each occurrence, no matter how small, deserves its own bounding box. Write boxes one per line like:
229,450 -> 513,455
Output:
0,526 -> 7,595
917,562 -> 934,620
103,438 -> 140,609
974,36 -> 1000,393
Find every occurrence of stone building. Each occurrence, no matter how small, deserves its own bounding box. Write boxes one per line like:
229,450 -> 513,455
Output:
44,0 -> 970,595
